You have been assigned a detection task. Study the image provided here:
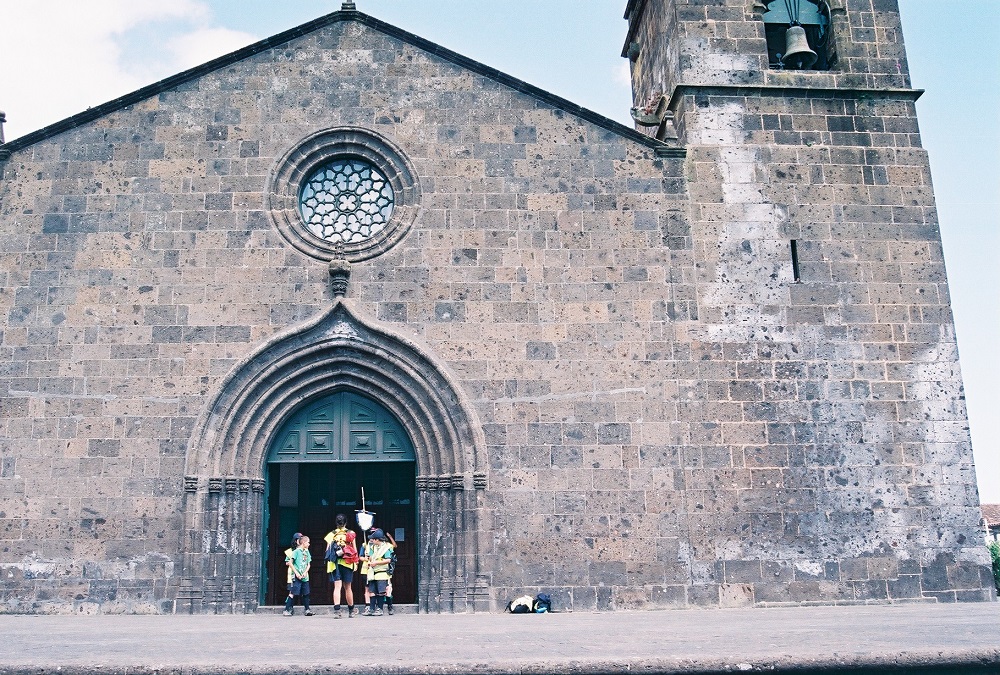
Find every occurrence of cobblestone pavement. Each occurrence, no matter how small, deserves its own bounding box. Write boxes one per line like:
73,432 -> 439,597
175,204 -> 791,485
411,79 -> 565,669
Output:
0,603 -> 997,674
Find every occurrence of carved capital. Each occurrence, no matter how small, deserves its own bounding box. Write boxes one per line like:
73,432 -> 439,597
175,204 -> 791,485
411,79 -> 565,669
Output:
183,476 -> 199,492
208,477 -> 224,493
473,472 -> 487,490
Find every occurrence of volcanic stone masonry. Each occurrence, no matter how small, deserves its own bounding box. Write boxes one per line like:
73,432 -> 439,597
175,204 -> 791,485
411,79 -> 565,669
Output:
0,0 -> 993,613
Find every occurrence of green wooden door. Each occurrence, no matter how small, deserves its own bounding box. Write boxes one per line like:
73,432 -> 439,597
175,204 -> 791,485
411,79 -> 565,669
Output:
268,391 -> 415,463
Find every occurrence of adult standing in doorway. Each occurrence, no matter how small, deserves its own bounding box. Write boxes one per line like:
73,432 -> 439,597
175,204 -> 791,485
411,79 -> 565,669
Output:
325,514 -> 359,618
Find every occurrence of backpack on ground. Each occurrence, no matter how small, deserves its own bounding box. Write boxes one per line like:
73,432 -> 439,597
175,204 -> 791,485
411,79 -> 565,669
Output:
505,595 -> 534,613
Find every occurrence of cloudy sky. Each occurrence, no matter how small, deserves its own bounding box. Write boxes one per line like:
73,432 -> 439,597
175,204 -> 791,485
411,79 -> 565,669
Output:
2,1 -> 997,501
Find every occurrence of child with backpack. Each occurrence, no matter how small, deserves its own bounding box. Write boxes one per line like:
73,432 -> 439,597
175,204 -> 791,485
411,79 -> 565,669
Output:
361,529 -> 393,616
283,534 -> 313,616
384,531 -> 398,615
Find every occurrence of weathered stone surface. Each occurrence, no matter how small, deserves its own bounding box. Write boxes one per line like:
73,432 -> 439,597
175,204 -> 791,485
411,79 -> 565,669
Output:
0,2 -> 992,613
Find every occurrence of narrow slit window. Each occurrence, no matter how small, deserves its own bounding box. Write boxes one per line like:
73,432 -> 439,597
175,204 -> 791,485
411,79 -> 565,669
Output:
790,239 -> 801,282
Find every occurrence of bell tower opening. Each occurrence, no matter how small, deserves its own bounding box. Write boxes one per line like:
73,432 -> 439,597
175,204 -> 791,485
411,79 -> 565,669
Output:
762,0 -> 836,70
261,390 -> 417,607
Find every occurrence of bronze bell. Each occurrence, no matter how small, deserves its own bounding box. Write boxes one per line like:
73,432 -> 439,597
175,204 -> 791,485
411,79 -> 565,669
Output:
781,25 -> 818,69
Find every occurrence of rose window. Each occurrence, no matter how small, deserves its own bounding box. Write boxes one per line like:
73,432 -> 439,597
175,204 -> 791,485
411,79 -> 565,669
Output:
299,159 -> 395,244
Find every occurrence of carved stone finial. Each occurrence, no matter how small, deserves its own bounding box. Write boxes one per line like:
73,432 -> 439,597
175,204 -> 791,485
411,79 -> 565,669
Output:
329,258 -> 352,297
0,110 -> 6,145
341,1 -> 356,10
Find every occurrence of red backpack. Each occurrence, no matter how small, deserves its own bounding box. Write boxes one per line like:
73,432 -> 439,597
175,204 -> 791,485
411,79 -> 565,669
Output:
341,532 -> 360,564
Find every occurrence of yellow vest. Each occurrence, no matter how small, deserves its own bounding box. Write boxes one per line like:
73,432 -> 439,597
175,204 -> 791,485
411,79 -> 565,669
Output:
366,541 -> 393,580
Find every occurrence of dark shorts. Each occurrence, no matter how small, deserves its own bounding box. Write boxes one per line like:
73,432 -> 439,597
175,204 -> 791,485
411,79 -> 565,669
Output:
329,564 -> 354,584
367,579 -> 388,595
288,579 -> 310,597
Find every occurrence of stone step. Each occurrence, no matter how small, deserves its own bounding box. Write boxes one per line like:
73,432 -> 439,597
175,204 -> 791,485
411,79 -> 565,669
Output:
256,604 -> 419,615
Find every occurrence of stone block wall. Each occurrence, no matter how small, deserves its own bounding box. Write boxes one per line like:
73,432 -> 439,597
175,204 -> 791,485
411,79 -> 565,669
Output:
617,0 -> 992,608
0,6 -> 993,613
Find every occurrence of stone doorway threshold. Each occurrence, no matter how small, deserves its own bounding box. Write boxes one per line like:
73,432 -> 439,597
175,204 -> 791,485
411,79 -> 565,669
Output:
256,603 -> 419,615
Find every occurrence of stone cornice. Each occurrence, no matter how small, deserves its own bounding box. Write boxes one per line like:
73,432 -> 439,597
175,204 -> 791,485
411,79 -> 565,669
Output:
667,83 -> 923,111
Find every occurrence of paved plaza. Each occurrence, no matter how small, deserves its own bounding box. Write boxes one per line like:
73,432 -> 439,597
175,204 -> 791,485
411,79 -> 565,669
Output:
0,602 -> 997,674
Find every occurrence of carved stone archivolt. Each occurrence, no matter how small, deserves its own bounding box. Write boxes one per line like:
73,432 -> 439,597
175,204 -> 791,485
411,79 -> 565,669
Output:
179,300 -> 488,613
184,299 -> 485,479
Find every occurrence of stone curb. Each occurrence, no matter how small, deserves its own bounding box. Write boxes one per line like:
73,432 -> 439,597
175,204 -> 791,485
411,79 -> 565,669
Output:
1,650 -> 999,675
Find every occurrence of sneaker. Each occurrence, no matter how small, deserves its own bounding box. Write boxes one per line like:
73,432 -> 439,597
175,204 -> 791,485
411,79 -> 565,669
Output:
333,608 -> 342,619
304,610 -> 315,616
347,607 -> 355,618
362,608 -> 373,616
282,610 -> 292,616
372,609 -> 383,616
387,607 -> 394,615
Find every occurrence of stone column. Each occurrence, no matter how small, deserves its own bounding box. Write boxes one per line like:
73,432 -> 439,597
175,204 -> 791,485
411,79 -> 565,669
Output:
416,475 -> 436,612
177,474 -> 267,614
469,471 -> 491,612
176,476 -> 205,613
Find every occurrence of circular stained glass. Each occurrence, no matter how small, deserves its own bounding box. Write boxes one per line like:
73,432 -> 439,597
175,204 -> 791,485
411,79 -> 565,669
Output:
299,159 -> 395,244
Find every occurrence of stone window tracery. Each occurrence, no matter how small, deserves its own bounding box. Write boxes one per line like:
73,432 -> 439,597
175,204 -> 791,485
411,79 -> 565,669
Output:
268,127 -> 420,262
299,159 -> 395,245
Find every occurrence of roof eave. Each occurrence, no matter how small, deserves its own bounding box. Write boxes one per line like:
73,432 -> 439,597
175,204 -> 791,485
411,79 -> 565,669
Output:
1,8 -> 684,158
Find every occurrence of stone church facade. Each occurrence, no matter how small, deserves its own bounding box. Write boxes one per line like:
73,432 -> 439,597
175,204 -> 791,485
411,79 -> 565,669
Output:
0,0 -> 993,613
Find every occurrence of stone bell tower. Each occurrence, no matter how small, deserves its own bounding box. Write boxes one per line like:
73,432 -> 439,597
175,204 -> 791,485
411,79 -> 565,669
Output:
623,0 -> 912,139
619,0 -> 994,603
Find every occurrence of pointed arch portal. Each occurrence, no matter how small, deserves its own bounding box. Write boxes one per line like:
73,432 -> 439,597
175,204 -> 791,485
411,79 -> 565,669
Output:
176,300 -> 489,613
263,391 -> 418,606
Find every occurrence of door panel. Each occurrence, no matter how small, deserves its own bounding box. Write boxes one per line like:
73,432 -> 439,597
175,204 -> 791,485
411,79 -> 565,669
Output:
267,391 -> 414,463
